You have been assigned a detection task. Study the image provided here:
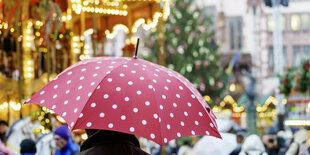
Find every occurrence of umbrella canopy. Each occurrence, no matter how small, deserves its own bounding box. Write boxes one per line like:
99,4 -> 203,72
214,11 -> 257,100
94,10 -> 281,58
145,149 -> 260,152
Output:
25,57 -> 220,145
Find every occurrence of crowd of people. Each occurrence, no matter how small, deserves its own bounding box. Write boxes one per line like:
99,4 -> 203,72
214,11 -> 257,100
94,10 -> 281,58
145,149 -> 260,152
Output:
0,119 -> 310,155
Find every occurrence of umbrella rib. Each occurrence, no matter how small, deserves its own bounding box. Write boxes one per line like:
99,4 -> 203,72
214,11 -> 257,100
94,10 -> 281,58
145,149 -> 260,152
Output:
72,58 -> 130,130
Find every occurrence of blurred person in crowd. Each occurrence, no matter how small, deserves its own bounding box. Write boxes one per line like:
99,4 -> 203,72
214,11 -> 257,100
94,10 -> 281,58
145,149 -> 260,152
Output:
0,121 -> 8,143
53,125 -> 79,155
262,127 -> 286,155
239,134 -> 268,155
167,139 -> 179,155
78,129 -> 149,155
286,129 -> 310,155
177,140 -> 192,155
229,131 -> 245,155
0,139 -> 14,155
20,139 -> 36,155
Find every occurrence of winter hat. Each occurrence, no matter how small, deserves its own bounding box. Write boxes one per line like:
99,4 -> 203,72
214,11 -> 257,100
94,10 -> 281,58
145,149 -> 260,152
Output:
54,125 -> 70,140
20,139 -> 37,154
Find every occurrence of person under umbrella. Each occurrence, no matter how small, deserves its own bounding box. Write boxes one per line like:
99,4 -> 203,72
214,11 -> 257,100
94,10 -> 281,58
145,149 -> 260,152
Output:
78,129 -> 149,155
53,125 -> 79,155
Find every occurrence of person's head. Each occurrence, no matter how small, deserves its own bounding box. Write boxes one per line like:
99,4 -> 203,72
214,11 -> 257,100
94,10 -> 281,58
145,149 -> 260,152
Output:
54,125 -> 70,150
0,120 -> 8,134
20,139 -> 36,155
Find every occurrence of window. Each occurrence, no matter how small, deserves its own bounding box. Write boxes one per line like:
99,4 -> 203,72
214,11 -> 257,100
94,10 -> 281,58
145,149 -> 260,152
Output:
269,46 -> 287,69
293,45 -> 310,66
203,7 -> 216,31
291,14 -> 301,31
229,17 -> 242,50
301,14 -> 310,30
267,15 -> 286,31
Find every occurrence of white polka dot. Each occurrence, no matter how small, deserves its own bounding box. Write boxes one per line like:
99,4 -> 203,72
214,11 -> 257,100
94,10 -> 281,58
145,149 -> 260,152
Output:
104,94 -> 109,99
179,86 -> 183,90
159,118 -> 161,122
187,102 -> 192,107
107,78 -> 112,82
128,81 -> 133,85
64,100 -> 68,105
170,113 -> 174,118
123,65 -> 128,67
153,79 -> 157,83
121,115 -> 126,120
150,134 -> 155,139
125,97 -> 130,101
79,113 -> 83,118
168,73 -> 173,76
184,112 -> 188,116
191,131 -> 196,135
131,70 -> 136,73
90,82 -> 95,86
108,123 -> 113,128
91,103 -> 96,107
67,71 -> 72,75
52,105 -> 56,109
97,61 -> 102,63
176,94 -> 180,98
65,90 -> 70,94
162,95 -> 166,99
167,124 -> 171,129
130,127 -> 135,132
95,66 -> 100,69
199,112 -> 203,116
195,121 -> 199,125
133,108 -> 138,112
88,92 -> 92,96
153,114 -> 158,119
53,85 -> 58,89
74,108 -> 78,113
142,120 -> 147,125
206,131 -> 210,135
148,85 -> 153,89
40,91 -> 45,95
53,94 -> 57,99
166,79 -> 171,83
81,68 -> 86,72
109,66 -> 113,68
173,103 -> 177,107
40,100 -> 45,104
106,71 -> 111,74
137,91 -> 141,95
142,64 -> 147,67
80,76 -> 85,80
210,123 -> 214,128
160,105 -> 163,110
134,63 -> 138,66
164,138 -> 168,143
76,96 -> 81,101
180,121 -> 185,126
142,68 -> 146,71
177,132 -> 181,137
71,122 -> 74,127
116,87 -> 121,91
164,86 -> 168,90
155,69 -> 160,72
86,122 -> 92,127
139,77 -> 144,80
67,80 -> 71,84
112,104 -> 117,109
62,112 -> 66,117
100,113 -> 105,117
145,101 -> 150,106
191,94 -> 195,98
154,73 -> 158,77
97,85 -> 100,89
120,73 -> 125,77
93,73 -> 98,77
78,86 -> 83,90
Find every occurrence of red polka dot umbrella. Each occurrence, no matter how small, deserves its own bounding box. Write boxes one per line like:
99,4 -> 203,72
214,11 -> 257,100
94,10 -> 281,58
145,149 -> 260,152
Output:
25,57 -> 221,145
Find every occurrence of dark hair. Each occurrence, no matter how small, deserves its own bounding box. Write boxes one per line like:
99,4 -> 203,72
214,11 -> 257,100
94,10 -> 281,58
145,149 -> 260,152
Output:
0,121 -> 8,126
20,139 -> 37,154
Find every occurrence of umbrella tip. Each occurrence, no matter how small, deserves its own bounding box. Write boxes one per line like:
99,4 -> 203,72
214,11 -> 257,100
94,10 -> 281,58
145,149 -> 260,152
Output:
134,38 -> 140,59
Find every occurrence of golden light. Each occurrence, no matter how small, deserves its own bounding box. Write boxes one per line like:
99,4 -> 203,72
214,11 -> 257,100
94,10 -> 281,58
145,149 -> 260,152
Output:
229,84 -> 236,92
26,29 -> 31,34
285,120 -> 310,126
10,28 -> 14,33
62,16 -> 67,21
81,133 -> 88,140
59,34 -> 64,39
3,102 -> 8,108
204,95 -> 211,102
83,1 -> 88,5
67,15 -> 72,20
3,23 -> 8,29
35,31 -> 40,37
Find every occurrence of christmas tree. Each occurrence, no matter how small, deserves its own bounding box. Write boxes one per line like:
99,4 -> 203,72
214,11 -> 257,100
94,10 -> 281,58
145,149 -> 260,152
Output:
144,0 -> 227,105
